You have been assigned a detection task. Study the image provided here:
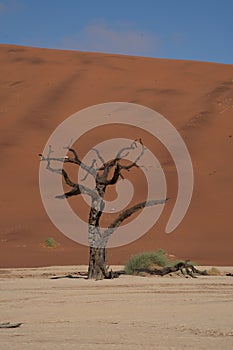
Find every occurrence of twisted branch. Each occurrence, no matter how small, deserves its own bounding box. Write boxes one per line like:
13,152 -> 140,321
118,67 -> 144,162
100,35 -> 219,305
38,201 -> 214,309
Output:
100,198 -> 168,244
39,146 -> 96,199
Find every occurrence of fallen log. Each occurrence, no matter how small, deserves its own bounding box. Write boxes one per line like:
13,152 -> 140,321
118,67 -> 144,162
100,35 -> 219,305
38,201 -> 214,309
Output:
135,260 -> 208,278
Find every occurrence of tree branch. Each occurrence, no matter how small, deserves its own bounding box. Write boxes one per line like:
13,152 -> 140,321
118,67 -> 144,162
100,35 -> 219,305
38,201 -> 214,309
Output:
101,198 -> 168,242
61,169 -> 76,187
115,139 -> 138,160
109,199 -> 168,229
105,163 -> 121,185
39,145 -> 97,178
39,146 -> 96,199
56,184 -> 96,199
92,148 -> 105,165
119,139 -> 146,171
80,159 -> 97,181
96,140 -> 145,186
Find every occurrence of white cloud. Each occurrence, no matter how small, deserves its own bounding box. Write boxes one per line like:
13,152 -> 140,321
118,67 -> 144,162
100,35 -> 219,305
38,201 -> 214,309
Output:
60,20 -> 160,57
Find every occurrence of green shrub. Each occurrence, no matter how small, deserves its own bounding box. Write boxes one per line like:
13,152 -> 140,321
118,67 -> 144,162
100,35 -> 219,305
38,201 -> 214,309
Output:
124,249 -> 170,275
44,237 -> 56,248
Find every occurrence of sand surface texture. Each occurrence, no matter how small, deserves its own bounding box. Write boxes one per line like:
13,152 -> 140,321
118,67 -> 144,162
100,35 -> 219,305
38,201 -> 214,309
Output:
0,266 -> 233,350
0,44 -> 233,267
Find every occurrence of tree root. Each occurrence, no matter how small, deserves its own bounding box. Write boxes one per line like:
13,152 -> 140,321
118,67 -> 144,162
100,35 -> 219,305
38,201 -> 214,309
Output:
102,269 -> 126,279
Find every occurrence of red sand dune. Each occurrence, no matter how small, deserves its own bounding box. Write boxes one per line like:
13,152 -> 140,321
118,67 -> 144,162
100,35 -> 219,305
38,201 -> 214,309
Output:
0,44 -> 232,267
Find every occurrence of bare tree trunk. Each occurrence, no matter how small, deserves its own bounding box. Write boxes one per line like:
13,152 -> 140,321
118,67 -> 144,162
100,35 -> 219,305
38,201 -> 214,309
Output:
87,183 -> 107,280
88,247 -> 107,279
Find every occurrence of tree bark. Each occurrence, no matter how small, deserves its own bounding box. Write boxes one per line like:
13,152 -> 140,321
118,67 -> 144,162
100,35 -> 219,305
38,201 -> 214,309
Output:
88,247 -> 107,280
87,182 -> 107,280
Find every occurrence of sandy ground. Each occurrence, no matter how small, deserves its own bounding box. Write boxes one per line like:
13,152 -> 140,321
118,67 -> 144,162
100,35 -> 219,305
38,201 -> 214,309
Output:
0,266 -> 233,350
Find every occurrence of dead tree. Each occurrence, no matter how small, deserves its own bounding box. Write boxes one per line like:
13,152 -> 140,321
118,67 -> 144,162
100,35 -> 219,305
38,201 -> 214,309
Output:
39,139 -> 167,280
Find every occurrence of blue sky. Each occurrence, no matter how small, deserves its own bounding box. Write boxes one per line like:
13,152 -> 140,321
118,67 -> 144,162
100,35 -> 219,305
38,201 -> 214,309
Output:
0,0 -> 233,64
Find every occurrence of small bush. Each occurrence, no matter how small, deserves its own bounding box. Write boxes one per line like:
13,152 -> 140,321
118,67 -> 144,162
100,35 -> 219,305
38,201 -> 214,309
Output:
124,249 -> 170,275
208,267 -> 221,276
44,237 -> 56,248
